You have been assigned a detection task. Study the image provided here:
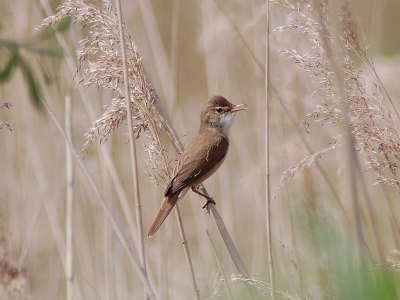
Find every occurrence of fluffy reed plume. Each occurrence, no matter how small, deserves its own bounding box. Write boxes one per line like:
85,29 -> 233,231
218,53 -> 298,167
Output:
35,0 -> 171,184
0,102 -> 12,131
275,0 -> 400,191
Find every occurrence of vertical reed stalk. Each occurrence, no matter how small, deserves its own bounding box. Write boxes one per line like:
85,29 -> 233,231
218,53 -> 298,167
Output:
114,1 -> 149,299
65,94 -> 74,300
265,1 -> 276,299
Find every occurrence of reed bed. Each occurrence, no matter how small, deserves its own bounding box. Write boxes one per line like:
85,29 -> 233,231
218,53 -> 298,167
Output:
0,0 -> 399,299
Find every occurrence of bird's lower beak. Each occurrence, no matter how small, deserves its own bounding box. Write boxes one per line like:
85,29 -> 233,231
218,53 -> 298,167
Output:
230,103 -> 248,112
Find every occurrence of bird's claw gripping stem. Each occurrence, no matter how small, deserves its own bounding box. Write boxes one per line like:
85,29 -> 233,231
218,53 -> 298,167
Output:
202,197 -> 216,209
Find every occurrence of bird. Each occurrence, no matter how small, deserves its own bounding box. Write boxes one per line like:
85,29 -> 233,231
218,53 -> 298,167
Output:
147,95 -> 247,237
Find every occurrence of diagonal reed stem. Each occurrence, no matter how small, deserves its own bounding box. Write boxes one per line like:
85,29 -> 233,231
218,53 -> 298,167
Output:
206,230 -> 233,300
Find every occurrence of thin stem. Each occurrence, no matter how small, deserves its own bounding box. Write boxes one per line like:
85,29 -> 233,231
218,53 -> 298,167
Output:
206,230 -> 234,300
174,205 -> 200,300
265,1 -> 276,300
65,94 -> 74,300
115,2 -> 149,299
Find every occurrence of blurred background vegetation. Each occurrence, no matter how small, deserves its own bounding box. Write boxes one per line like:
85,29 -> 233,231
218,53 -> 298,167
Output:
0,0 -> 400,299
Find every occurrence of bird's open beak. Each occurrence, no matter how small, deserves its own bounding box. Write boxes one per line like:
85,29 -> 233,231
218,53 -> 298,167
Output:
230,103 -> 248,113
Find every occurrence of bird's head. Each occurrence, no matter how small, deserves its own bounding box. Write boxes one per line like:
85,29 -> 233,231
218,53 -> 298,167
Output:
200,95 -> 247,136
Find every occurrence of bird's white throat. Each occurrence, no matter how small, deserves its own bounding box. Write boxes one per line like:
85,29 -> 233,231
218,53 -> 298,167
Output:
219,113 -> 236,137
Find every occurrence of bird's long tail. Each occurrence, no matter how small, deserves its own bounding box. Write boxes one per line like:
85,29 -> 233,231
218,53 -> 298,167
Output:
147,193 -> 179,237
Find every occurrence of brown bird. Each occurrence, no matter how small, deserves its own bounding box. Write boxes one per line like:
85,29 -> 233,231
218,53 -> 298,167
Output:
147,95 -> 247,237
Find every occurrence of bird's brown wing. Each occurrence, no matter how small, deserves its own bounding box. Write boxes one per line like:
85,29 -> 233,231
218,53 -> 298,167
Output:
165,133 -> 229,197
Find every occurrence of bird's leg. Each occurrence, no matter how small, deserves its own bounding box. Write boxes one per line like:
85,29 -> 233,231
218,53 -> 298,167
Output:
191,186 -> 216,208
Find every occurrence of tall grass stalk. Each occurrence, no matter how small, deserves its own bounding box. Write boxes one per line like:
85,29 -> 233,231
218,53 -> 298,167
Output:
265,1 -> 276,300
114,1 -> 149,299
65,94 -> 73,300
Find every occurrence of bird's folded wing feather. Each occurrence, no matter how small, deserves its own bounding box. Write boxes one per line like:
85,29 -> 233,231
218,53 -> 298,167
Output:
165,134 -> 228,197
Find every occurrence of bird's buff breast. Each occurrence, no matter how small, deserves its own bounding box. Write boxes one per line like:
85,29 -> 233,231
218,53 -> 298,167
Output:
176,147 -> 228,202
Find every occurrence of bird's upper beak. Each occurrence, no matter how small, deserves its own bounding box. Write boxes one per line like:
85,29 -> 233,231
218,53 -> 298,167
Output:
230,103 -> 248,113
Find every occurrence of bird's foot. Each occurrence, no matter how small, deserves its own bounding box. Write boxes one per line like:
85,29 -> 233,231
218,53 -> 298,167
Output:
202,197 -> 216,209
191,186 -> 216,208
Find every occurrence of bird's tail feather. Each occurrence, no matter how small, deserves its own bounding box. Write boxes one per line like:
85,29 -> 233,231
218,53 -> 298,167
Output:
147,193 -> 179,237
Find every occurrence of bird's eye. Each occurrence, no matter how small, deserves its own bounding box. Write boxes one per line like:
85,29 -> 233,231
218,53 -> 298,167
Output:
215,107 -> 223,113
